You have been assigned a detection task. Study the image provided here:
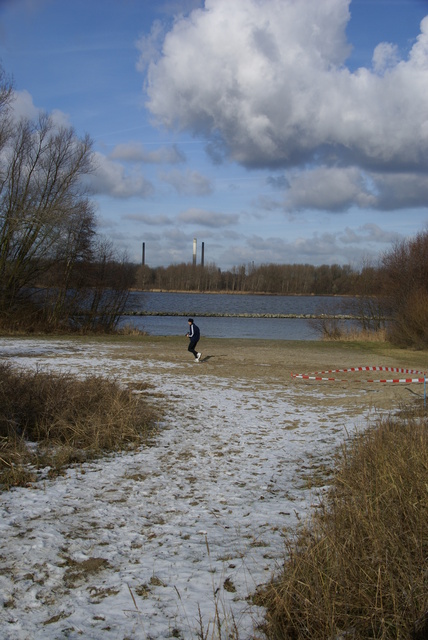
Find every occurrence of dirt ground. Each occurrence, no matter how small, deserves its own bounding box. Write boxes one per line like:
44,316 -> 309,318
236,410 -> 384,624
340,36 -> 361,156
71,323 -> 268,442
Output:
112,335 -> 428,414
5,332 -> 428,415
1,334 -> 427,638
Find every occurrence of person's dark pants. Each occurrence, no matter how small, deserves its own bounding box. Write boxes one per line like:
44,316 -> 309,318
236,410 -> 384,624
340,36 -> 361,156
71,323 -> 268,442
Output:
188,340 -> 199,358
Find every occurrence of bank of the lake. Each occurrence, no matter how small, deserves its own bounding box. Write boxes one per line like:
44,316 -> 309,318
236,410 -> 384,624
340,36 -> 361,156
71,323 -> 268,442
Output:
121,291 -> 360,339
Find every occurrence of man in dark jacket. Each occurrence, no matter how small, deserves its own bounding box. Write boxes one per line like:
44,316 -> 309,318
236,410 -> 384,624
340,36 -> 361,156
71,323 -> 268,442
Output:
186,318 -> 202,361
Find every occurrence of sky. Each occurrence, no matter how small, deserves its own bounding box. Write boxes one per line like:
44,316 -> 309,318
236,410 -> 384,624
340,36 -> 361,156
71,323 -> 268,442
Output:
0,0 -> 427,270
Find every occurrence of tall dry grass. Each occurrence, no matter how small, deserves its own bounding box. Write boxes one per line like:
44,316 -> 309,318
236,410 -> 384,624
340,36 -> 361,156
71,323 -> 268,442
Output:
258,408 -> 428,639
327,327 -> 387,342
0,362 -> 159,490
315,316 -> 387,342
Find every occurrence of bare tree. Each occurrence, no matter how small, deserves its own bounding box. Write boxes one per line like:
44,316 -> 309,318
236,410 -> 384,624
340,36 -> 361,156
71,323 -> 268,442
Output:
351,260 -> 387,332
0,112 -> 95,323
60,238 -> 132,332
0,65 -> 13,153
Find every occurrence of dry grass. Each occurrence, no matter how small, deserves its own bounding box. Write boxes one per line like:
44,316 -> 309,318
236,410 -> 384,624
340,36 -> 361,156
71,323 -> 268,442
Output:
257,407 -> 428,639
115,322 -> 147,336
0,362 -> 159,490
325,327 -> 387,342
315,317 -> 387,342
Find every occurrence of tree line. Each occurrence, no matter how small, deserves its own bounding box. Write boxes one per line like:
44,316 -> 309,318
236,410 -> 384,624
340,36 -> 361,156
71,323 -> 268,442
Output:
134,261 -> 373,296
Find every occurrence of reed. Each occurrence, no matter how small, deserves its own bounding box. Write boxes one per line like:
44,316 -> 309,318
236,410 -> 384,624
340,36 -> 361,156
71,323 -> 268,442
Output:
318,317 -> 387,342
257,407 -> 428,639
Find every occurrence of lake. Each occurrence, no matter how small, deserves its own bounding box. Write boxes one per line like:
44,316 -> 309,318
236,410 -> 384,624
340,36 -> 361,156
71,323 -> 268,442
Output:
120,291 -> 357,340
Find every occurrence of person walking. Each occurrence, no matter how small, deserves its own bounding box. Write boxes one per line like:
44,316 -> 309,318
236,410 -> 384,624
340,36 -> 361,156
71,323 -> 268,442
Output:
186,318 -> 202,362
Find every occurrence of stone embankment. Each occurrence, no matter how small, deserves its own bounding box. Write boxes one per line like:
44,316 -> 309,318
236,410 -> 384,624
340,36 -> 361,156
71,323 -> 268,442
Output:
122,311 -> 361,319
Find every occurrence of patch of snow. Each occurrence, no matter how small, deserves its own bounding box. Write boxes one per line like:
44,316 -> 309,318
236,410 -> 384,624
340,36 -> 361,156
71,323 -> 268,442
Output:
0,339 -> 370,639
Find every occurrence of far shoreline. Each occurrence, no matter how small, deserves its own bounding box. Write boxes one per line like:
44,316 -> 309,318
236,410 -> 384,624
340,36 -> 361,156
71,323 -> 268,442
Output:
129,288 -> 358,297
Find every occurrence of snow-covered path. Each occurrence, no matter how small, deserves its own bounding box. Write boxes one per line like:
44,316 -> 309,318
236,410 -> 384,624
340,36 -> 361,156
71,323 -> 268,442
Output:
0,338 -> 370,639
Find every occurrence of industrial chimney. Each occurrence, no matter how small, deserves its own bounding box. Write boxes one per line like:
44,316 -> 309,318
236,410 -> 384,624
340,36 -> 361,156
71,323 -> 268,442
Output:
201,241 -> 205,267
142,242 -> 145,266
193,238 -> 197,266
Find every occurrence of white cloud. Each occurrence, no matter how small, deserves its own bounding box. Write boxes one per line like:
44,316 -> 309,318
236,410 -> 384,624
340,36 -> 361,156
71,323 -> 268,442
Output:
10,90 -> 40,121
160,168 -> 213,195
122,213 -> 173,225
279,166 -> 428,213
284,166 -> 376,212
370,172 -> 428,210
339,223 -> 401,245
136,19 -> 165,73
142,0 -> 428,175
10,90 -> 71,128
178,207 -> 239,227
254,195 -> 282,211
372,42 -> 399,74
217,223 -> 405,267
89,152 -> 154,199
109,142 -> 185,164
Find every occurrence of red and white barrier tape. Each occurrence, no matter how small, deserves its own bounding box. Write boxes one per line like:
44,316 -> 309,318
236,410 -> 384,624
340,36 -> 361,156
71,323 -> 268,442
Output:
291,366 -> 427,383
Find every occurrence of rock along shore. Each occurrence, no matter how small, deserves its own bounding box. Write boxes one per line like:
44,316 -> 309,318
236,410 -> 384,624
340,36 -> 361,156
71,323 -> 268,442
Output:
122,311 -> 361,319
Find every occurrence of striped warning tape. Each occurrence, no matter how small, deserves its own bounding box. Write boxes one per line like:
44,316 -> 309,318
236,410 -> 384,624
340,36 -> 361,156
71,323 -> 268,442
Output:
291,366 -> 427,383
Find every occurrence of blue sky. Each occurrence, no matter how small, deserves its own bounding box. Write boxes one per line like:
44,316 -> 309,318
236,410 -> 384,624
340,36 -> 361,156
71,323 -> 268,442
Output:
0,0 -> 427,270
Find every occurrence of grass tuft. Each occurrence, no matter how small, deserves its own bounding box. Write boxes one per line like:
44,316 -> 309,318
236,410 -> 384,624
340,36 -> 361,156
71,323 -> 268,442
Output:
327,327 -> 387,342
116,323 -> 147,336
0,362 -> 159,490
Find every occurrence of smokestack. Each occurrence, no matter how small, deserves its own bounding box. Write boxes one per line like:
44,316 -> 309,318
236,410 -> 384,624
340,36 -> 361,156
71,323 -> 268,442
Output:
201,242 -> 205,267
193,238 -> 197,266
142,242 -> 145,266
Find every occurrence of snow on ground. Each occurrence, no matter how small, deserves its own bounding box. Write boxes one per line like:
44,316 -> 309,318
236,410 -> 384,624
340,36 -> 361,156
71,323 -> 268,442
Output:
0,338 -> 371,639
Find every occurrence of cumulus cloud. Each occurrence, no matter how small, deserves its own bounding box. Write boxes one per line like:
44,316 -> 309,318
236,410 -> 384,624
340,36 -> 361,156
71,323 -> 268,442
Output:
254,195 -> 282,211
141,0 -> 428,176
369,173 -> 428,210
10,90 -> 41,121
89,152 -> 154,198
136,1 -> 203,72
216,233 -> 336,266
136,19 -> 165,73
218,223 -> 403,267
339,223 -> 401,245
160,168 -> 213,195
284,166 -> 376,212
177,207 -> 239,227
10,90 -> 71,128
122,213 -> 173,225
267,175 -> 289,190
372,42 -> 399,74
273,165 -> 428,213
109,142 -> 185,164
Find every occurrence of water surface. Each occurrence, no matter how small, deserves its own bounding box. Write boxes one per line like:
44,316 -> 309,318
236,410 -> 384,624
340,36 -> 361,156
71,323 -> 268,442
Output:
121,292 -> 355,340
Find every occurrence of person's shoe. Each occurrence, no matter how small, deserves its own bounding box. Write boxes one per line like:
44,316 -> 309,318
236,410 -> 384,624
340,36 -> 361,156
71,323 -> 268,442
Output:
196,352 -> 202,361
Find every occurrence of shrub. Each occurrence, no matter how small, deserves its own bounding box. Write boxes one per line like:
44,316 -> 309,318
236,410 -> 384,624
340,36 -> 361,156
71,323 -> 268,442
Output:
387,288 -> 428,349
259,410 -> 428,639
0,362 -> 159,489
382,231 -> 428,348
